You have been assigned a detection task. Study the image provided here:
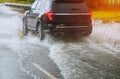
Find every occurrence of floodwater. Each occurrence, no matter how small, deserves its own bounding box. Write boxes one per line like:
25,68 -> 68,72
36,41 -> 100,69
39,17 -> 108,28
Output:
0,5 -> 120,79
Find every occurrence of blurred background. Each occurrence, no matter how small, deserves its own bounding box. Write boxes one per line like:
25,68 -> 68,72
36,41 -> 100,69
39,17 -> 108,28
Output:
1,0 -> 120,10
86,0 -> 120,10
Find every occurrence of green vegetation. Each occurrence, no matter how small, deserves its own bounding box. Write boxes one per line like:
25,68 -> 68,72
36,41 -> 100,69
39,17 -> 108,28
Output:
93,11 -> 120,22
0,0 -> 33,4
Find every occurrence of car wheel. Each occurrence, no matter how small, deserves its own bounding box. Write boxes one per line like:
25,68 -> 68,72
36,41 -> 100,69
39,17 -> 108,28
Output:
22,19 -> 28,35
37,21 -> 44,40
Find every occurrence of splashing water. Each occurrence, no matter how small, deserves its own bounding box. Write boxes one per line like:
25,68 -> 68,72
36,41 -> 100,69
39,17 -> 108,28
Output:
0,5 -> 120,79
46,20 -> 120,79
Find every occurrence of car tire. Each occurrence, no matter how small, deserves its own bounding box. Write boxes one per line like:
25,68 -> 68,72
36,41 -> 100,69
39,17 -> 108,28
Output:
37,21 -> 44,40
22,19 -> 28,35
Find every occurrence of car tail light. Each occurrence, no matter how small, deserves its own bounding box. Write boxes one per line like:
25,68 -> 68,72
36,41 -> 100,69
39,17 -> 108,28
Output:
90,13 -> 92,19
45,11 -> 54,21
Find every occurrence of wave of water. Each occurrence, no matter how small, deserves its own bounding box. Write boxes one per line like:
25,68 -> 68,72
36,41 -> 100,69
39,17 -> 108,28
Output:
45,20 -> 120,79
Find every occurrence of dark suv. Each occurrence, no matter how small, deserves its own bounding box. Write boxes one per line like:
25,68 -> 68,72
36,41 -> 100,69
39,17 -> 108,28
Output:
23,0 -> 92,40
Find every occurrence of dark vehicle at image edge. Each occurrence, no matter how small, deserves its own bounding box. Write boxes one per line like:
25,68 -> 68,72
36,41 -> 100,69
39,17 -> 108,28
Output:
23,0 -> 92,40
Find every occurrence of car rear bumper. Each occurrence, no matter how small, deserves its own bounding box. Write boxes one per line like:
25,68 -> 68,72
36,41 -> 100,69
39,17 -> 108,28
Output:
47,24 -> 92,35
56,27 -> 92,35
56,26 -> 89,29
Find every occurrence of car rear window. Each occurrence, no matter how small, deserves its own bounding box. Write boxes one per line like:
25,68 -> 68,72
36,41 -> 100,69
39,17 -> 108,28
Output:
52,2 -> 89,13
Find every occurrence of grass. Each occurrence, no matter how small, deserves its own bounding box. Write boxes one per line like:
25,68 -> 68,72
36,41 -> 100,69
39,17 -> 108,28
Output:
93,11 -> 120,23
16,1 -> 31,4
0,1 -> 32,4
0,1 -> 4,3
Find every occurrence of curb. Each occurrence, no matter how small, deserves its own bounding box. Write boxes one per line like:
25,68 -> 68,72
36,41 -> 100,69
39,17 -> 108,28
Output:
5,2 -> 31,10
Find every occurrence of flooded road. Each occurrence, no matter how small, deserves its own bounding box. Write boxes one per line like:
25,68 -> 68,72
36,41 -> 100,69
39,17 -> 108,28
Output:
0,5 -> 120,79
0,5 -> 63,79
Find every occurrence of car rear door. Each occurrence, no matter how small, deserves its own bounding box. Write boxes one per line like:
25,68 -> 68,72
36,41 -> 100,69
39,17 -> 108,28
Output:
27,0 -> 41,29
